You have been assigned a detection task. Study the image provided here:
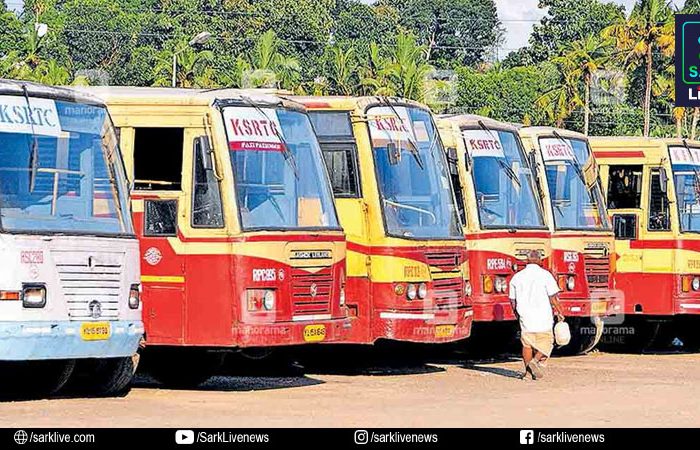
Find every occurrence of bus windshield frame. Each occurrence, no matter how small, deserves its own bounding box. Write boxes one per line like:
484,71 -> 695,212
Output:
539,136 -> 610,231
462,127 -> 546,231
669,145 -> 700,234
221,104 -> 341,233
0,94 -> 134,237
366,104 -> 463,241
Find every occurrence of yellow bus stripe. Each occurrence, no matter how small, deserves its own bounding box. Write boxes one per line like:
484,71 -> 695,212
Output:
141,275 -> 185,283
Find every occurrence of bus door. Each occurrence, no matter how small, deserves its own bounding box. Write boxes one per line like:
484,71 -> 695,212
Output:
130,126 -> 188,344
605,163 -> 643,312
640,166 -> 674,313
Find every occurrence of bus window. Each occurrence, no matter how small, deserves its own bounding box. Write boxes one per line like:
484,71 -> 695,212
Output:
648,169 -> 671,231
133,127 -> 184,191
446,146 -> 466,226
613,214 -> 637,240
145,199 -> 178,236
309,111 -> 361,198
192,136 -> 224,228
607,165 -> 642,209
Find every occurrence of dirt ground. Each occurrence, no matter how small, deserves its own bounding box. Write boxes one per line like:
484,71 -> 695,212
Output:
1,351 -> 699,428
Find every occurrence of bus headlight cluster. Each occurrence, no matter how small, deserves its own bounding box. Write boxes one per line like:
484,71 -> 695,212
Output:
693,277 -> 700,292
483,275 -> 507,294
681,275 -> 700,292
129,284 -> 141,309
400,283 -> 428,301
246,289 -> 276,311
465,281 -> 473,297
22,284 -> 46,308
558,275 -> 576,291
494,277 -> 508,293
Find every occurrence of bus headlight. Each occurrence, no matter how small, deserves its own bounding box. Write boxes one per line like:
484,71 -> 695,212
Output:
406,284 -> 417,300
567,276 -> 575,291
340,270 -> 346,306
129,284 -> 140,309
417,283 -> 428,299
263,290 -> 276,311
22,284 -> 46,308
465,281 -> 472,297
693,277 -> 700,292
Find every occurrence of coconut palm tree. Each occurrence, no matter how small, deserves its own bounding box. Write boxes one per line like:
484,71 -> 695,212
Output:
326,45 -> 358,95
555,35 -> 611,135
359,42 -> 395,97
603,0 -> 675,136
244,30 -> 301,89
536,70 -> 583,128
387,33 -> 432,101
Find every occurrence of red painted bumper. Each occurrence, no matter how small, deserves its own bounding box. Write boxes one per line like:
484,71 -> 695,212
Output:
233,316 -> 353,347
370,306 -> 473,343
471,295 -> 516,322
559,289 -> 625,317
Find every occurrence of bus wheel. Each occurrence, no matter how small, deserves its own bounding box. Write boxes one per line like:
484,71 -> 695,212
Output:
557,317 -> 603,356
146,350 -> 224,389
67,356 -> 138,396
0,360 -> 75,399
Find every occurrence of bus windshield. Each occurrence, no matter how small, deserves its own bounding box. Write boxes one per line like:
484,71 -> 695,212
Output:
223,106 -> 340,231
540,137 -> 609,230
462,128 -> 545,229
669,145 -> 700,233
0,95 -> 132,235
366,105 -> 462,239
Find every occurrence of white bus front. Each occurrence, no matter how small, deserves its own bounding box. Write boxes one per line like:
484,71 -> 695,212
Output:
0,81 -> 142,397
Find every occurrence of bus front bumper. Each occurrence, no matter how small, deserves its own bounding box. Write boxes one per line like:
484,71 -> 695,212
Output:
471,296 -> 517,322
371,306 -> 473,343
559,289 -> 625,318
233,316 -> 353,347
0,320 -> 144,361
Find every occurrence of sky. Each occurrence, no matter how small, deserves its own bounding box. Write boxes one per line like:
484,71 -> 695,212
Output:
496,0 -> 686,54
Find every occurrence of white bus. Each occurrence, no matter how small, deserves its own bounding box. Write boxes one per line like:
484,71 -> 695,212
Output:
0,80 -> 142,397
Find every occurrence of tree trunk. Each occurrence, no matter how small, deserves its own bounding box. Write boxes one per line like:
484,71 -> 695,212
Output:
584,75 -> 591,136
692,108 -> 699,140
643,45 -> 653,137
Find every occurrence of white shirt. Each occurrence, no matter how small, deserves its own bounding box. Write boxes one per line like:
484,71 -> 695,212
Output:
508,264 -> 560,333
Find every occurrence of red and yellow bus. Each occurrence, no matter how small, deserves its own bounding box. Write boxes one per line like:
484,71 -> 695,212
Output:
437,116 -> 550,342
82,87 -> 350,385
297,96 -> 473,344
592,137 -> 700,349
520,127 -> 622,352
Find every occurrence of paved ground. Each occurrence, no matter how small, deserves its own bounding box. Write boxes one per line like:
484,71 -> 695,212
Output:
1,351 -> 699,428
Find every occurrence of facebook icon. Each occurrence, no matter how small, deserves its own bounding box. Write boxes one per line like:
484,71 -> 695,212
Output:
520,430 -> 535,445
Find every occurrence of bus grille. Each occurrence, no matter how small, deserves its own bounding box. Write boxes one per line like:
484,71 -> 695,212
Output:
584,250 -> 610,290
432,277 -> 463,308
54,252 -> 123,321
425,251 -> 462,271
291,267 -> 333,316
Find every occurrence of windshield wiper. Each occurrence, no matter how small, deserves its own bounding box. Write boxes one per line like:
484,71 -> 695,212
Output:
239,96 -> 299,179
478,120 -> 520,188
21,85 -> 40,193
552,130 -> 587,187
377,97 -> 424,170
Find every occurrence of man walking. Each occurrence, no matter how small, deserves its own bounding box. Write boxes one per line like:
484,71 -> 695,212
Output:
509,250 -> 565,380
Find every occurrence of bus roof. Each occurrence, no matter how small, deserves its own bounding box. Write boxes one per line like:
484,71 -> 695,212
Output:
590,136 -> 700,163
293,95 -> 430,113
72,86 -> 305,111
0,78 -> 106,107
519,126 -> 587,141
437,114 -> 520,133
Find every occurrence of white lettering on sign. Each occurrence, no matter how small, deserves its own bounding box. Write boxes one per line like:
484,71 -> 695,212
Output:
461,130 -> 505,158
252,268 -> 276,282
563,251 -> 579,263
223,107 -> 284,152
486,258 -> 511,271
540,138 -> 575,162
669,146 -> 700,166
367,106 -> 415,144
0,95 -> 61,137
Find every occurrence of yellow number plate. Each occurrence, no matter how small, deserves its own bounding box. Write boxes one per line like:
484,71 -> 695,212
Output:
80,322 -> 111,341
435,324 -> 456,338
591,301 -> 607,315
303,324 -> 326,342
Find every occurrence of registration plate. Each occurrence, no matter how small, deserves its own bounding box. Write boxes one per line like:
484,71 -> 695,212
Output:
80,322 -> 111,341
435,324 -> 456,338
591,301 -> 607,315
303,324 -> 326,342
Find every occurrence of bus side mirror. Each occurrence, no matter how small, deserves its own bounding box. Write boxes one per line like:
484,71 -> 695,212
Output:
447,146 -> 461,173
387,141 -> 400,165
659,167 -> 668,193
528,151 -> 538,170
196,136 -> 213,171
